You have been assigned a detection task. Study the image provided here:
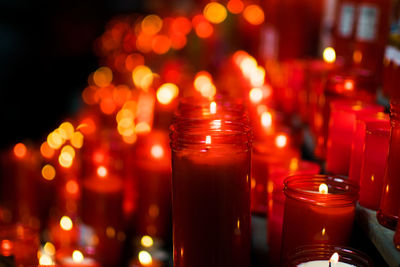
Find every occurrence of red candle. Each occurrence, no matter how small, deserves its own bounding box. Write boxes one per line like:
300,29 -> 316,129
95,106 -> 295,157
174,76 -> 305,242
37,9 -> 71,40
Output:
56,249 -> 100,267
348,112 -> 389,183
378,99 -> 400,229
325,100 -> 383,175
358,121 -> 390,210
170,120 -> 251,267
267,160 -> 320,266
0,224 -> 39,266
281,175 -> 359,261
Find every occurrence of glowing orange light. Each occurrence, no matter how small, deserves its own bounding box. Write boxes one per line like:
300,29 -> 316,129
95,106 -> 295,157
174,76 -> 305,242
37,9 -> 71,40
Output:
97,166 -> 108,178
82,86 -> 98,105
233,50 -> 249,65
330,252 -> 339,263
243,5 -> 265,25
71,132 -> 84,149
157,83 -> 179,105
152,35 -> 171,54
59,153 -> 73,168
40,141 -> 55,159
100,98 -> 116,115
172,17 -> 192,35
125,53 -> 145,72
138,250 -> 152,265
136,33 -> 153,53
141,15 -> 163,35
204,2 -> 228,24
227,0 -> 244,14
250,66 -> 265,87
249,88 -> 263,103
261,112 -> 272,128
47,131 -> 64,149
141,235 -> 154,248
195,21 -> 214,38
275,134 -> 288,148
353,50 -> 363,64
41,164 -> 56,181
319,183 -> 329,194
344,79 -> 354,91
60,216 -> 73,231
240,56 -> 258,77
59,122 -> 74,140
93,151 -> 105,164
13,143 -> 27,158
122,133 -> 137,144
323,47 -> 336,63
151,144 -> 164,159
118,121 -> 135,137
116,109 -> 135,123
1,240 -> 12,251
194,71 -> 212,91
210,101 -> 217,114
135,122 -> 151,134
113,85 -> 132,106
132,65 -> 153,90
93,67 -> 113,88
206,135 -> 212,144
61,145 -> 75,159
72,250 -> 84,263
77,118 -> 96,135
39,254 -> 53,265
200,83 -> 216,99
66,180 -> 79,195
170,33 -> 187,50
43,242 -> 55,256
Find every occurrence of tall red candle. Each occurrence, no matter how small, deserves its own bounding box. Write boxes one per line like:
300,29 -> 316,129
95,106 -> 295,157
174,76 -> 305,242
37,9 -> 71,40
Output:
378,99 -> 400,229
359,121 -> 390,210
171,120 -> 251,267
281,175 -> 359,261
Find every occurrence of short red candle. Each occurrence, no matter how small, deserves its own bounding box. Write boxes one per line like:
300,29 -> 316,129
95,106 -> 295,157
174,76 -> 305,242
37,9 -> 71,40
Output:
170,120 -> 251,267
267,160 -> 320,266
359,121 -> 390,210
325,100 -> 383,175
281,175 -> 359,261
378,99 -> 400,229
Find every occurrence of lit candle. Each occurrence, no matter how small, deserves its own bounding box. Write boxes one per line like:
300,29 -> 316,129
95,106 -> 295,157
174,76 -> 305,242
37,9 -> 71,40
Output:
56,249 -> 100,267
298,253 -> 355,267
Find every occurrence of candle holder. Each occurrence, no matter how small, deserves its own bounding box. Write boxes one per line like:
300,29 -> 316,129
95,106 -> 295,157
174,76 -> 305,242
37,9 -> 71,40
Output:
170,119 -> 252,267
283,244 -> 373,267
281,175 -> 359,261
378,99 -> 400,229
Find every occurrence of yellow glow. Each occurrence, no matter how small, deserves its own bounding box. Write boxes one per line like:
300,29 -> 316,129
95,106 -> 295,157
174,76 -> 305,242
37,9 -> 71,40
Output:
243,5 -> 265,25
106,226 -> 116,238
289,158 -> 299,171
344,79 -> 354,91
275,134 -> 288,148
97,166 -> 108,178
59,122 -> 74,140
322,227 -> 326,236
61,145 -> 75,159
60,216 -> 73,231
135,122 -> 151,134
206,135 -> 212,144
43,242 -> 55,256
200,83 -> 216,99
93,67 -> 113,88
122,133 -> 137,144
210,101 -> 217,114
116,109 -> 135,122
319,183 -> 328,194
141,235 -> 154,248
118,123 -> 135,137
41,164 -> 56,181
40,142 -> 55,158
72,250 -> 84,263
330,252 -> 339,264
39,254 -> 54,265
323,47 -> 336,63
138,250 -> 152,265
71,132 -> 84,149
261,111 -> 272,128
141,15 -> 163,35
250,66 -> 265,87
240,56 -> 258,77
157,83 -> 179,105
210,120 -> 221,130
47,131 -> 64,149
204,2 -> 228,24
59,152 -> 73,168
132,65 -> 153,90
13,143 -> 27,158
371,175 -> 375,182
249,88 -> 263,103
194,72 -> 212,92
151,144 -> 164,159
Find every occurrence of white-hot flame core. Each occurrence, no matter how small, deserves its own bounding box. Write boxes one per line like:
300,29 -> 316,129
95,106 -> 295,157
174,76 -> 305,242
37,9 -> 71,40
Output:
205,135 -> 212,144
319,183 -> 328,194
210,101 -> 217,114
330,252 -> 339,263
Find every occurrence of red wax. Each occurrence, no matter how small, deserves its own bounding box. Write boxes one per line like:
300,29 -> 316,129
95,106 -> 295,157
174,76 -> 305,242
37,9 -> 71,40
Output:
267,160 -> 320,266
49,220 -> 78,250
56,249 -> 100,267
378,100 -> 400,229
326,100 -> 383,175
348,112 -> 389,183
359,121 -> 390,210
281,175 -> 358,261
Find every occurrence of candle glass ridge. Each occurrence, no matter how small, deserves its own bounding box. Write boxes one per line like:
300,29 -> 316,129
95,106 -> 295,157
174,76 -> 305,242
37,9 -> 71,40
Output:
283,244 -> 373,267
170,119 -> 252,267
281,174 -> 359,262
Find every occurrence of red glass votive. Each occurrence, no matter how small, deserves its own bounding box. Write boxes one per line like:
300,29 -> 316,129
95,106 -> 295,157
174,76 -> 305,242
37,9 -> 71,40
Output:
170,119 -> 252,267
267,160 -> 320,266
56,248 -> 100,267
0,224 -> 39,266
325,100 -> 383,175
359,121 -> 390,210
281,175 -> 359,261
284,244 -> 373,266
348,112 -> 389,183
378,99 -> 400,229
394,208 -> 400,250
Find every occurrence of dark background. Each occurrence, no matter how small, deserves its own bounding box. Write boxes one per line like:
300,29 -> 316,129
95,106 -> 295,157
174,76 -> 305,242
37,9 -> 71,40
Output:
0,0 -> 144,149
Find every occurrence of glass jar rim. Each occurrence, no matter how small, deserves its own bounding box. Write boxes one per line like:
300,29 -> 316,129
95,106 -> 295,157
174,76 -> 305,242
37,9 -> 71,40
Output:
284,174 -> 359,207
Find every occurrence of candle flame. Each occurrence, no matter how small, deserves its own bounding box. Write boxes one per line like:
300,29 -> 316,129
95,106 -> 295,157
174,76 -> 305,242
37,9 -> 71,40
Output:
206,135 -> 211,144
275,134 -> 287,148
151,144 -> 164,159
330,252 -> 339,263
141,235 -> 154,248
249,87 -> 263,103
210,101 -> 217,114
60,216 -> 73,231
319,183 -> 328,194
97,166 -> 108,178
344,79 -> 354,91
72,250 -> 84,263
138,250 -> 152,265
13,143 -> 27,158
323,47 -> 336,63
261,111 -> 272,128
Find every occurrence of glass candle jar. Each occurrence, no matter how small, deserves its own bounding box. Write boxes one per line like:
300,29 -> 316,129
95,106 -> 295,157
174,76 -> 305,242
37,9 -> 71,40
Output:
283,244 -> 373,267
378,99 -> 400,229
281,175 -> 359,261
170,119 -> 252,267
359,121 -> 390,210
